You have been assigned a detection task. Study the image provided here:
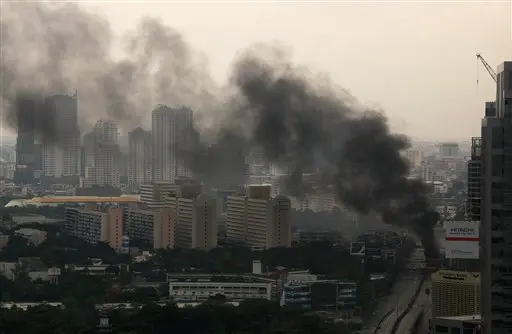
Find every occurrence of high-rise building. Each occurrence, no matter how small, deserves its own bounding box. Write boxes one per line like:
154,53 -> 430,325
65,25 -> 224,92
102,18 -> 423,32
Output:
82,120 -> 120,187
166,187 -> 217,250
124,207 -> 174,249
226,185 -> 292,250
431,270 -> 481,318
481,61 -> 512,334
14,98 -> 37,184
152,105 -> 193,182
139,182 -> 177,209
128,128 -> 152,185
467,137 -> 482,221
420,161 -> 438,182
42,93 -> 81,178
65,206 -> 124,251
404,149 -> 423,168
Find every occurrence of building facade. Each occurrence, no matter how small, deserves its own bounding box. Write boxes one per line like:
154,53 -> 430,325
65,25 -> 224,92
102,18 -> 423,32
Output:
65,206 -> 123,250
467,136 -> 482,221
152,105 -> 193,182
481,61 -> 512,334
124,208 -> 174,249
167,273 -> 273,302
42,94 -> 81,178
128,128 -> 152,185
82,120 -> 120,187
431,270 -> 481,318
139,182 -> 177,209
167,191 -> 217,250
14,97 -> 38,184
226,185 -> 292,249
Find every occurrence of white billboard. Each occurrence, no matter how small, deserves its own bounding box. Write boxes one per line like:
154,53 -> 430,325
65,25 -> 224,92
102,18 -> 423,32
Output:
445,242 -> 479,259
444,221 -> 479,259
445,221 -> 479,241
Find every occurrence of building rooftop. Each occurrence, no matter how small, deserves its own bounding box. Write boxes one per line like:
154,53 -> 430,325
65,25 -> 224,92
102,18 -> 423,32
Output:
166,272 -> 277,284
31,196 -> 140,204
5,196 -> 140,207
435,314 -> 481,323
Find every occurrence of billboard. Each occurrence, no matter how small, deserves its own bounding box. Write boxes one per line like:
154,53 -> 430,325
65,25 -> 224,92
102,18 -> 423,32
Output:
444,221 -> 479,259
445,221 -> 479,241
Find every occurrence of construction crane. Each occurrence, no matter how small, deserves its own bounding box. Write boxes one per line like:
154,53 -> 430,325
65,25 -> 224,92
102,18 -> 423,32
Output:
476,53 -> 497,84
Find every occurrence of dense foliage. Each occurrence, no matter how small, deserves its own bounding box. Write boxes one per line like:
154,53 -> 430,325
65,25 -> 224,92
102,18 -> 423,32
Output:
0,300 -> 346,334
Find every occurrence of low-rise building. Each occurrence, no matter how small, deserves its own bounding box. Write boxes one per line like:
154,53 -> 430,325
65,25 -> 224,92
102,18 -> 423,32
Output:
166,273 -> 276,302
14,228 -> 47,246
429,315 -> 482,334
294,230 -> 346,246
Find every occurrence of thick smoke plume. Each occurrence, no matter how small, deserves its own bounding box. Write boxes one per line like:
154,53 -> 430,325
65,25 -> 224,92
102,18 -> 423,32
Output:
216,48 -> 438,257
0,2 -> 439,257
1,2 -> 217,139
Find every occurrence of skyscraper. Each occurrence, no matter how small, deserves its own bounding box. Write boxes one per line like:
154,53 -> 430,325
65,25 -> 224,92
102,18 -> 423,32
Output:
481,61 -> 512,334
14,98 -> 37,184
128,128 -> 152,185
82,120 -> 120,187
42,93 -> 81,178
467,136 -> 482,221
152,105 -> 193,182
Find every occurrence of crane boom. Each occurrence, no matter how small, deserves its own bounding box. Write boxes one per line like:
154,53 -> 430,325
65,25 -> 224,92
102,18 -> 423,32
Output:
476,53 -> 497,83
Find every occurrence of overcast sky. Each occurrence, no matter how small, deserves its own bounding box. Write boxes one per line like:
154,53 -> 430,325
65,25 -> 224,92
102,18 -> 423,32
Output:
2,1 -> 511,142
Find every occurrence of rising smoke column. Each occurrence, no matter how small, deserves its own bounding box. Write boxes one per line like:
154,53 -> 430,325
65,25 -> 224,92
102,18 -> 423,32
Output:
0,2 -> 218,140
225,48 -> 439,258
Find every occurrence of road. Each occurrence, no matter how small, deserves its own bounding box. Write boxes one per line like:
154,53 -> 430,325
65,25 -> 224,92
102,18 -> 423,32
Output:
360,272 -> 422,334
394,280 -> 431,334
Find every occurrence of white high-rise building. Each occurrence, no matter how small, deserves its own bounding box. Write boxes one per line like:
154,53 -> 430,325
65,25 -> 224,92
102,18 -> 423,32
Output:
128,128 -> 152,185
152,105 -> 194,182
42,93 -> 81,177
82,120 -> 120,187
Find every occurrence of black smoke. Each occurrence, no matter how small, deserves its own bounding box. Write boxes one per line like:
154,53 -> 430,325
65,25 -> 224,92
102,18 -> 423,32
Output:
6,92 -> 60,144
0,2 -> 218,141
0,2 -> 439,257
203,49 -> 439,257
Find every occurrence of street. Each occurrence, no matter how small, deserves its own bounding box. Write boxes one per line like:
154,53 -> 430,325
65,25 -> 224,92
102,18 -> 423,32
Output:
361,272 -> 421,334
394,279 -> 431,333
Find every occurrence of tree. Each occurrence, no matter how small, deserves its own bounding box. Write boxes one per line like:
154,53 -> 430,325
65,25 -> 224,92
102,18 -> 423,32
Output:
0,235 -> 37,261
0,301 -> 344,334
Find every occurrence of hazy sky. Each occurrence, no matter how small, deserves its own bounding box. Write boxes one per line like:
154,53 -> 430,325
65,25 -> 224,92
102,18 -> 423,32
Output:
3,0 -> 512,142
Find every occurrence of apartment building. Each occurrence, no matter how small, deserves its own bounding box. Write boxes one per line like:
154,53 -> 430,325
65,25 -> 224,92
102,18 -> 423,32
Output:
139,182 -> 178,209
166,190 -> 217,250
128,128 -> 152,185
65,206 -> 123,250
42,94 -> 81,178
152,105 -> 193,182
124,208 -> 174,249
226,185 -> 291,249
404,149 -> 423,168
